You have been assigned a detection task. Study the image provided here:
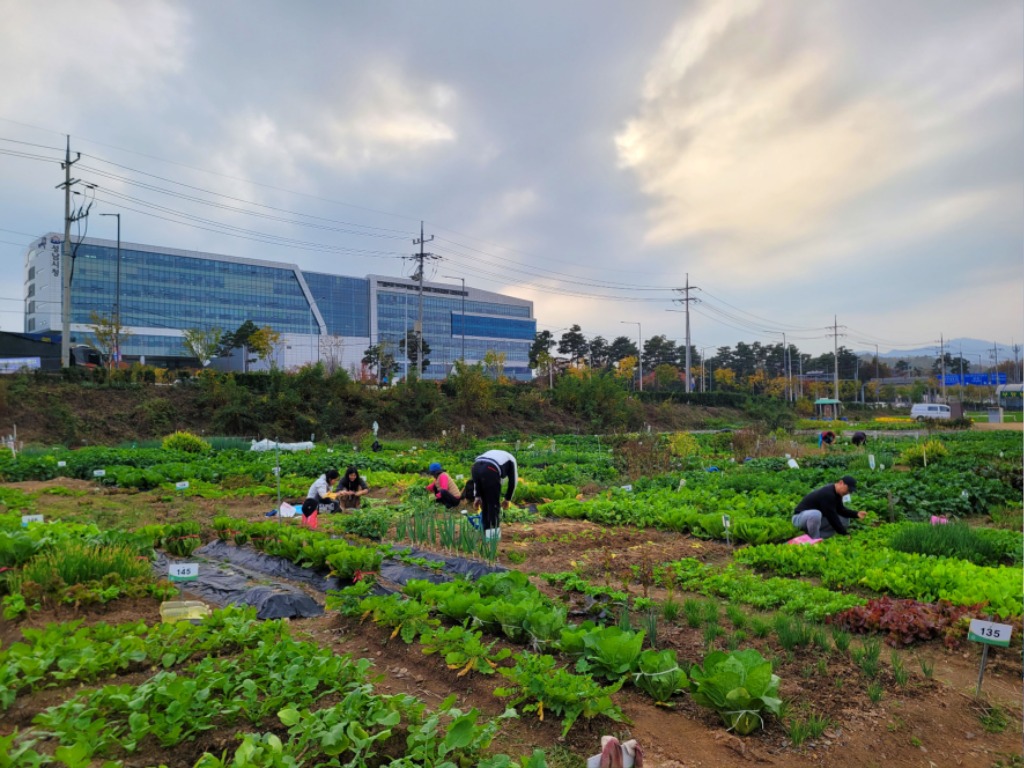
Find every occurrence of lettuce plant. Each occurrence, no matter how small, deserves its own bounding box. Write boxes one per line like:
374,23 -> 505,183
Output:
577,626 -> 645,681
633,649 -> 687,705
688,648 -> 782,735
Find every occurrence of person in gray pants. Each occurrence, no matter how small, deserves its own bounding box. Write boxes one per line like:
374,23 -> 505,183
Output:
791,476 -> 865,539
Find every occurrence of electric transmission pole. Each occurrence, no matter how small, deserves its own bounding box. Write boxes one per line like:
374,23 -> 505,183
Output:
825,316 -> 846,402
57,136 -> 82,368
673,275 -> 699,392
410,222 -> 438,378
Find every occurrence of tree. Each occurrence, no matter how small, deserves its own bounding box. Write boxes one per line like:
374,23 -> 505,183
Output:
654,363 -> 680,390
529,330 -> 555,369
218,320 -> 260,356
714,368 -> 738,390
182,327 -> 223,367
399,330 -> 431,374
88,311 -> 132,369
642,335 -> 678,370
615,355 -> 638,388
607,336 -> 639,364
247,326 -> 282,368
319,335 -> 346,374
588,336 -> 611,369
363,343 -> 398,384
482,350 -> 506,381
557,325 -> 589,364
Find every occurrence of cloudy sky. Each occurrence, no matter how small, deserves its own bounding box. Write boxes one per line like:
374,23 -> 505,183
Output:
0,0 -> 1020,357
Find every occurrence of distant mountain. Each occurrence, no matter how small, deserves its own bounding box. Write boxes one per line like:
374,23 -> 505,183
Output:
856,338 -> 1020,362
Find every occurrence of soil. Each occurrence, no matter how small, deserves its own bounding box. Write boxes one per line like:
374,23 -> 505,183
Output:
4,489 -> 1022,768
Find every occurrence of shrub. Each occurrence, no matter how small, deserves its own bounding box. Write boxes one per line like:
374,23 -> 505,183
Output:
897,439 -> 948,467
161,431 -> 211,453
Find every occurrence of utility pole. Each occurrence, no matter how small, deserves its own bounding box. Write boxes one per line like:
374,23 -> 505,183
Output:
991,341 -> 1000,386
57,136 -> 82,368
100,213 -> 121,365
826,316 -> 845,402
673,276 -> 699,392
410,221 -> 438,378
443,275 -> 466,364
940,334 -> 946,402
875,343 -> 880,404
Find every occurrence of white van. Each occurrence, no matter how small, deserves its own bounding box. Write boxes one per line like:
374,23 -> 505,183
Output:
910,403 -> 951,421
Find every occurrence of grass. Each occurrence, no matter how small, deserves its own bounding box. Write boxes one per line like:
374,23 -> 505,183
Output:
17,542 -> 152,592
831,628 -> 852,653
890,651 -> 909,687
682,598 -> 703,628
661,598 -> 681,622
979,704 -> 1010,734
788,713 -> 831,746
774,614 -> 813,650
726,603 -> 749,629
889,521 -> 1010,566
852,638 -> 882,679
867,681 -> 884,703
916,655 -> 934,679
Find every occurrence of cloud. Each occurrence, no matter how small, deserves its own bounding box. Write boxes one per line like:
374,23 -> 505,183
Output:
0,0 -> 189,118
616,1 -> 907,258
615,0 -> 1023,282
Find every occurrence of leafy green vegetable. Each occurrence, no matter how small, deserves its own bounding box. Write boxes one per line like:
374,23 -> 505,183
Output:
688,649 -> 782,735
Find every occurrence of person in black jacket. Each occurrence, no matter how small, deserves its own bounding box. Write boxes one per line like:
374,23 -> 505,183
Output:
791,476 -> 865,539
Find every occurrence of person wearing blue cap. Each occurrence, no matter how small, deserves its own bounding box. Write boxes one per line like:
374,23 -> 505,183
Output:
426,462 -> 462,509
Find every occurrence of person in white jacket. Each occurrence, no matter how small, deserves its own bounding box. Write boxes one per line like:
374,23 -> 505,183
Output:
468,449 -> 517,539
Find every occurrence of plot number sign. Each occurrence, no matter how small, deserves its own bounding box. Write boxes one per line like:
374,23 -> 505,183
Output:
93,469 -> 106,478
169,563 -> 199,582
175,481 -> 190,491
968,620 -> 1012,648
722,514 -> 731,529
57,460 -> 67,468
21,514 -> 44,526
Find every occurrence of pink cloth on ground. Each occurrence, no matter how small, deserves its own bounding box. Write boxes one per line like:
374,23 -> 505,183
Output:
787,534 -> 823,545
930,515 -> 948,525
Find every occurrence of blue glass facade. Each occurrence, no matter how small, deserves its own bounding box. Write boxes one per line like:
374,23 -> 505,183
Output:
302,272 -> 370,337
68,243 -> 310,358
451,314 -> 536,341
376,283 -> 535,380
25,235 -> 536,375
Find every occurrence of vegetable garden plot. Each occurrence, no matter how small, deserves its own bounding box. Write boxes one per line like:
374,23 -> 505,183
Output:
1,430 -> 1022,766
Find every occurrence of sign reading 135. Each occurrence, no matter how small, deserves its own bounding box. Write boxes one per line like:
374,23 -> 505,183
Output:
968,619 -> 1013,648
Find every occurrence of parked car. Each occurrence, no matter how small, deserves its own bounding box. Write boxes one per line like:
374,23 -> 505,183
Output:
910,403 -> 951,421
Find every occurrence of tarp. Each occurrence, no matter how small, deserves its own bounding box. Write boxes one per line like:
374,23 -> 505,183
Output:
250,439 -> 315,452
154,551 -> 323,620
196,540 -> 343,592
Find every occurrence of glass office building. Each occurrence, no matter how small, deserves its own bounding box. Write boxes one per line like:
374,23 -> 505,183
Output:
370,276 -> 535,380
24,234 -> 536,378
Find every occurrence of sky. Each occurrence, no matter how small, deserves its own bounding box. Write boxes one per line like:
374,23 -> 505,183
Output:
0,0 -> 1021,359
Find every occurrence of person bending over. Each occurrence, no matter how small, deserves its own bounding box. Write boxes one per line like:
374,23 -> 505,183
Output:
426,462 -> 462,509
791,475 -> 865,540
303,468 -> 340,519
468,449 -> 517,540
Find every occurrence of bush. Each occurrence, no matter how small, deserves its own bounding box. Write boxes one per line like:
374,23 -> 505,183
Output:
897,439 -> 948,467
161,430 -> 212,453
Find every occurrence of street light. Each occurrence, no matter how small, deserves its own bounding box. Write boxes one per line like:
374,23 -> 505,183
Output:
443,275 -> 466,364
99,213 -> 121,365
699,346 -> 712,393
620,321 -> 642,392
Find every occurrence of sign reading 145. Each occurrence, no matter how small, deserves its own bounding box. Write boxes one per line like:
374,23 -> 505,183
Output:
168,563 -> 199,582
